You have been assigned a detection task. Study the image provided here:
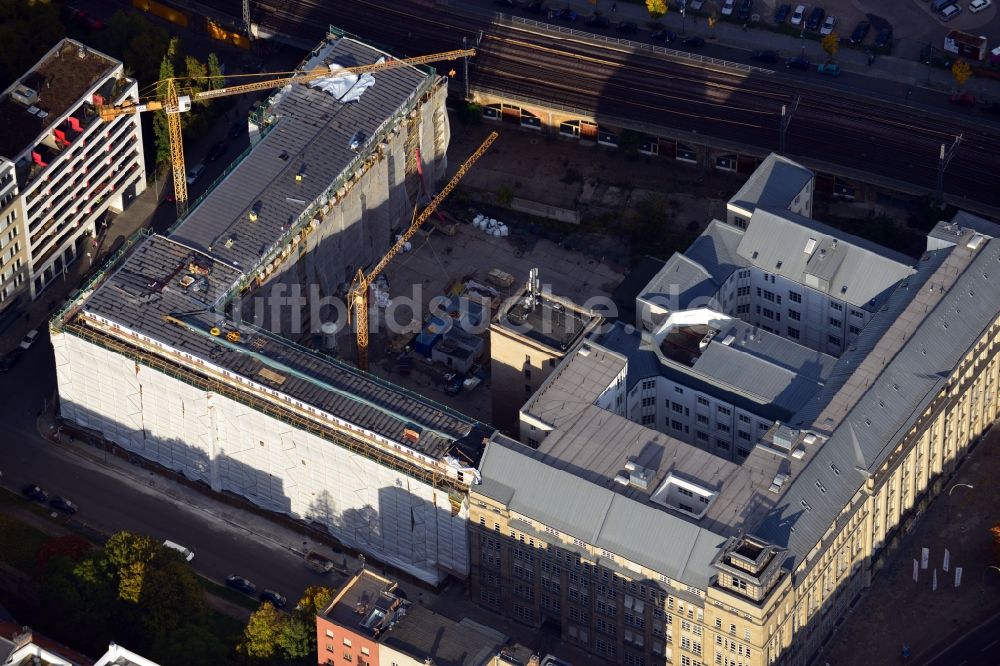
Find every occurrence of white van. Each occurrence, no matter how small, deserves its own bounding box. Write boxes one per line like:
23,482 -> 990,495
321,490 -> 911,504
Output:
163,540 -> 195,562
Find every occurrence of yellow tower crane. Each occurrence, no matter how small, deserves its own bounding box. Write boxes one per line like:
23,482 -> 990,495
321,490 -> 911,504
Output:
350,131 -> 499,372
97,49 -> 476,219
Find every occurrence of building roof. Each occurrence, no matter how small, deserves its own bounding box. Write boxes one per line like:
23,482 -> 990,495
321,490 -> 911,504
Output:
494,285 -> 597,353
171,38 -> 428,272
753,232 -> 1000,569
476,437 -> 728,588
79,235 -> 479,459
611,255 -> 666,324
736,208 -> 915,310
93,643 -> 160,666
0,39 -> 118,161
323,571 -> 499,666
0,623 -> 93,666
727,153 -> 813,216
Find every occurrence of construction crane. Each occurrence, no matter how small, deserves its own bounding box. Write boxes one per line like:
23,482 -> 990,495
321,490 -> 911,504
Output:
96,49 -> 476,218
350,131 -> 499,372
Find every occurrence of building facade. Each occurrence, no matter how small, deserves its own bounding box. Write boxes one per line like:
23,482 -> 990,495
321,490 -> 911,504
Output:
0,39 -> 145,313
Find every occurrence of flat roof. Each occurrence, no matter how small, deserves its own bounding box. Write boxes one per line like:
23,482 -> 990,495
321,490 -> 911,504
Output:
171,37 -> 428,273
495,286 -> 595,352
0,39 -> 117,160
324,571 -> 498,666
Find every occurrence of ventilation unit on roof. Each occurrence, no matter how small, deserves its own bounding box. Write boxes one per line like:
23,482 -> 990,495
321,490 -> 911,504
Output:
768,472 -> 789,494
11,84 -> 39,106
624,459 -> 651,490
699,328 -> 719,351
967,234 -> 985,250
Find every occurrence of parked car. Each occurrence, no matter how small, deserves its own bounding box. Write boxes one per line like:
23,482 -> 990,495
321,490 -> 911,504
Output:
737,0 -> 753,21
790,4 -> 806,25
721,0 -> 735,15
651,29 -> 677,43
682,36 -> 705,47
555,7 -> 577,20
523,0 -> 546,13
0,348 -> 24,373
49,496 -> 78,514
774,3 -> 791,23
938,3 -> 961,20
22,484 -> 49,503
205,141 -> 228,163
785,55 -> 811,70
949,92 -> 976,107
750,50 -> 780,63
817,62 -> 840,76
969,0 -> 991,12
163,540 -> 195,562
584,14 -> 610,28
226,575 -> 257,595
873,26 -> 892,49
19,329 -> 39,351
849,20 -> 870,44
260,590 -> 287,608
819,15 -> 837,35
185,163 -> 205,185
805,7 -> 825,31
615,21 -> 638,33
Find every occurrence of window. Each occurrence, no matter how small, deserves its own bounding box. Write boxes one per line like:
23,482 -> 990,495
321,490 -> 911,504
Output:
326,630 -> 334,638
672,401 -> 685,413
716,423 -> 730,433
851,308 -> 864,318
697,396 -> 710,406
361,647 -> 370,656
830,302 -> 843,311
829,335 -> 842,346
789,309 -> 801,321
642,397 -> 655,407
697,414 -> 709,425
716,439 -> 730,450
738,413 -> 751,424
744,629 -> 751,641
343,639 -> 352,648
343,653 -> 352,662
527,437 -> 539,447
715,618 -> 722,629
642,414 -> 655,425
787,326 -> 800,340
737,447 -> 750,457
762,308 -> 774,320
717,405 -> 731,416
849,325 -> 861,335
674,386 -> 684,394
671,419 -> 684,431
762,289 -> 775,302
731,578 -> 747,591
642,379 -> 656,390
829,317 -> 842,327
696,431 -> 709,442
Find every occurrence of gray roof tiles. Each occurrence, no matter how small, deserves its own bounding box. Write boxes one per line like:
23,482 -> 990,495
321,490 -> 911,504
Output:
728,153 -> 813,216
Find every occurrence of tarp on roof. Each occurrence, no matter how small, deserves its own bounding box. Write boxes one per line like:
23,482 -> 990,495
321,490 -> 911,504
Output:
310,60 -> 381,102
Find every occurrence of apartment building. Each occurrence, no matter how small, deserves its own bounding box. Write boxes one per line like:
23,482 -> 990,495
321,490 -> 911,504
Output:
490,273 -> 602,435
724,153 -> 813,229
51,35 -> 475,585
317,569 -> 506,666
0,39 -> 145,313
470,191 -> 1000,664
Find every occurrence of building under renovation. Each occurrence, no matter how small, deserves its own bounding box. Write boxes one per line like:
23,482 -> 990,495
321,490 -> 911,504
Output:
50,33 -> 476,585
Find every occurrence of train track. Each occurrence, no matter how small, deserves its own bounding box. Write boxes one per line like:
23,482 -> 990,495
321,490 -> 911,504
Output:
233,0 -> 1000,208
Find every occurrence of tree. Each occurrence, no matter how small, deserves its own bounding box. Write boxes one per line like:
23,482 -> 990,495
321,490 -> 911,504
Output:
278,616 -> 314,660
101,531 -> 161,603
295,586 -> 335,618
952,59 -> 972,91
139,559 -> 206,642
821,33 -> 839,62
646,0 -> 668,19
153,51 -> 177,166
207,53 -> 225,91
239,603 -> 287,659
35,534 -> 92,577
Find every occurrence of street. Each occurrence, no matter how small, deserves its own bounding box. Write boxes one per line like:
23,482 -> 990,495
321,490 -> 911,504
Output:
926,611 -> 1000,666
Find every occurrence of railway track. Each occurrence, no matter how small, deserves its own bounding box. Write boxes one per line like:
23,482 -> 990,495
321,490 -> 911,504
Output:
234,0 -> 1000,208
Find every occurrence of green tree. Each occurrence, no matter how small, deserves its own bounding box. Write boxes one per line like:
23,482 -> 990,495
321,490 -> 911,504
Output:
952,59 -> 972,91
278,616 -> 314,659
646,0 -> 668,19
140,559 -> 206,642
207,52 -> 225,91
295,586 -> 335,617
95,11 -> 170,86
150,624 -> 230,666
821,33 -> 839,62
153,52 -> 177,166
35,534 -> 92,577
184,55 -> 208,94
239,603 -> 287,659
101,531 -> 161,603
0,0 -> 65,90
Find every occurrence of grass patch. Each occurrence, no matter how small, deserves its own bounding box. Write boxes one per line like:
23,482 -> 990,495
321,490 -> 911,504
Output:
0,513 -> 51,573
198,576 -> 261,612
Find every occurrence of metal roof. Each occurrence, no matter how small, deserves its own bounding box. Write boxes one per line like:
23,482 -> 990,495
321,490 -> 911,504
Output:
728,153 -> 813,216
753,232 -> 1000,568
171,37 -> 428,271
476,437 -> 728,587
736,208 -> 915,310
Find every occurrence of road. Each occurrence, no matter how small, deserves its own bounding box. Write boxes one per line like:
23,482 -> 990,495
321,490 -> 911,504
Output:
231,0 -> 1000,210
0,332 -> 340,610
925,611 -> 1000,666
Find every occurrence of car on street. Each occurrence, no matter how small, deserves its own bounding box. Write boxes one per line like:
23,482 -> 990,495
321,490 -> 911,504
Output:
185,163 -> 205,185
790,4 -> 806,25
785,55 -> 811,70
751,50 -> 781,63
969,0 -> 991,12
874,26 -> 892,49
524,0 -> 546,13
650,29 -> 677,43
23,484 -> 49,503
774,4 -> 791,23
260,590 -> 287,608
950,92 -> 976,107
226,575 -> 257,595
817,62 -> 840,76
163,540 -> 195,562
584,14 -> 610,28
205,141 -> 228,163
555,7 -> 578,20
849,20 -> 870,44
820,15 -> 837,35
805,7 -> 825,31
737,0 -> 753,21
19,329 -> 39,351
721,0 -> 735,15
939,3 -> 961,20
49,496 -> 78,514
615,21 -> 638,33
681,36 -> 705,47
0,348 -> 24,373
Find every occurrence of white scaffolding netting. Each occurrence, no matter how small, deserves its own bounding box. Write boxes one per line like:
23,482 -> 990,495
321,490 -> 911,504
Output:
309,59 -> 382,102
